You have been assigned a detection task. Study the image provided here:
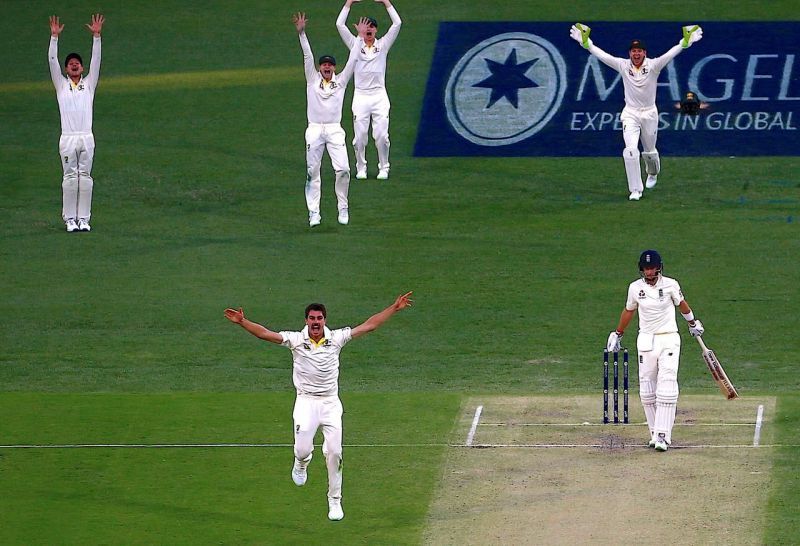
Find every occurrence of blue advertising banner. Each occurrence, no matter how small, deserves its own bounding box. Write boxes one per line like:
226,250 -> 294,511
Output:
414,22 -> 799,156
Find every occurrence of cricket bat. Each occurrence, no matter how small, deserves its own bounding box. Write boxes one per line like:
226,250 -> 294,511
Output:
696,336 -> 739,400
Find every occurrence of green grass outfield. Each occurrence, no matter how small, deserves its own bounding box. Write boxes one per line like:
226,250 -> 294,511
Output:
1,1 -> 798,544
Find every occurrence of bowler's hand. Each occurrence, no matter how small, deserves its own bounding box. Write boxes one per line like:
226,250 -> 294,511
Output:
293,12 -> 307,33
224,307 -> 245,324
393,291 -> 414,311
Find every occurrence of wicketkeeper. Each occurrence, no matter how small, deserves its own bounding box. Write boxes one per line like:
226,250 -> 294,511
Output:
606,250 -> 705,452
570,23 -> 703,201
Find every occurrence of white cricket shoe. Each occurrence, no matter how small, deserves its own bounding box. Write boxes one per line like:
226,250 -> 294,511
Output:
376,169 -> 389,180
654,434 -> 668,452
65,218 -> 79,232
77,219 -> 91,232
337,208 -> 349,225
646,175 -> 658,189
291,458 -> 308,486
328,498 -> 344,521
309,212 -> 321,227
355,170 -> 367,180
628,191 -> 642,201
648,438 -> 657,448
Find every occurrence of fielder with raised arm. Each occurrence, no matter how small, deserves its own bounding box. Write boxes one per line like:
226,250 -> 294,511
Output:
224,292 -> 413,521
48,14 -> 105,232
336,0 -> 402,180
294,12 -> 363,227
606,250 -> 705,452
570,23 -> 703,201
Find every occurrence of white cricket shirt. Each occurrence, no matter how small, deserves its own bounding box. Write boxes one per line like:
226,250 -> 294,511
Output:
299,32 -> 356,124
336,5 -> 402,92
588,43 -> 683,109
280,325 -> 352,396
625,275 -> 684,334
48,36 -> 101,135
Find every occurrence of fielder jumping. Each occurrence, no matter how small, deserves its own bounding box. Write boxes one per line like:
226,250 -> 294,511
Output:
570,23 -> 703,201
336,0 -> 402,180
294,12 -> 364,228
606,250 -> 705,452
48,14 -> 105,232
224,292 -> 413,521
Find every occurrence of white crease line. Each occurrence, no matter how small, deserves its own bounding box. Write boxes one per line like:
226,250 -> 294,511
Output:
753,404 -> 765,447
479,422 -> 758,427
459,443 -> 798,449
465,405 -> 483,446
0,443 -> 445,449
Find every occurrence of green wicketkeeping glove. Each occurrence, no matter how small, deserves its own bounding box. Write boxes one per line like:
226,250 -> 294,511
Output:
681,25 -> 703,48
570,23 -> 592,49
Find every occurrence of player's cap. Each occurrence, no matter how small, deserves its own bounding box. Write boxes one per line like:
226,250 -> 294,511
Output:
366,16 -> 378,28
318,55 -> 336,66
629,39 -> 647,51
64,52 -> 83,67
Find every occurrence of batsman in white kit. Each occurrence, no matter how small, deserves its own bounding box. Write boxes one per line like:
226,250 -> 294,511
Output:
48,14 -> 105,232
570,23 -> 703,201
224,292 -> 413,521
606,250 -> 705,451
294,13 -> 362,228
336,0 -> 402,180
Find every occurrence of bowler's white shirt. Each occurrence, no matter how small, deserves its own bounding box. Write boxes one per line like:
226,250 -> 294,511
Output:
299,32 -> 357,124
625,275 -> 684,334
336,5 -> 401,92
48,36 -> 101,135
588,43 -> 682,109
280,325 -> 352,396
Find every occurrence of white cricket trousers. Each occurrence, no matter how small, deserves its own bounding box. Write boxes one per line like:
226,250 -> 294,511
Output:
351,88 -> 391,174
621,106 -> 659,193
637,332 -> 681,444
293,394 -> 344,500
304,123 -> 350,216
59,133 -> 95,222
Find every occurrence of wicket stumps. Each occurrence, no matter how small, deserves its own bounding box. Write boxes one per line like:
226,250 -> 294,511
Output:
603,348 -> 629,424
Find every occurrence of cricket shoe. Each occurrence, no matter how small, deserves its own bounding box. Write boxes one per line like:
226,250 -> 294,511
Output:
654,434 -> 669,452
337,208 -> 349,225
77,219 -> 91,232
648,438 -> 657,448
309,212 -> 321,227
628,191 -> 642,201
65,218 -> 79,232
645,175 -> 658,189
328,498 -> 344,521
355,170 -> 367,180
376,169 -> 389,180
291,457 -> 310,486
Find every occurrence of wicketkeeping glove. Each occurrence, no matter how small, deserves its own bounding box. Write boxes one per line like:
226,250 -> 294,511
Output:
606,331 -> 622,353
688,319 -> 705,337
681,25 -> 703,48
570,23 -> 593,49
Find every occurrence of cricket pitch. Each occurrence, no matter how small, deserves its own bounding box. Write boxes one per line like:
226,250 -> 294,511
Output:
423,395 -> 775,545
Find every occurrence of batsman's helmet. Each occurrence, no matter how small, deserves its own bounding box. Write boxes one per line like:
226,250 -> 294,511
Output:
638,249 -> 663,272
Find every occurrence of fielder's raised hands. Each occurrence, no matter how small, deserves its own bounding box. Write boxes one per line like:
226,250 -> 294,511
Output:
85,13 -> 105,37
681,24 -> 702,48
293,12 -> 307,33
49,15 -> 64,37
570,23 -> 592,49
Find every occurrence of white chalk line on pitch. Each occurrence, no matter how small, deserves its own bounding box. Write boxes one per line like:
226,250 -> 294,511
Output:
1,442 -> 797,449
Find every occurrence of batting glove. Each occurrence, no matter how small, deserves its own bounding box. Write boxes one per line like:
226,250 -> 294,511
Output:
570,23 -> 593,49
606,330 -> 622,353
688,319 -> 705,337
681,25 -> 703,48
